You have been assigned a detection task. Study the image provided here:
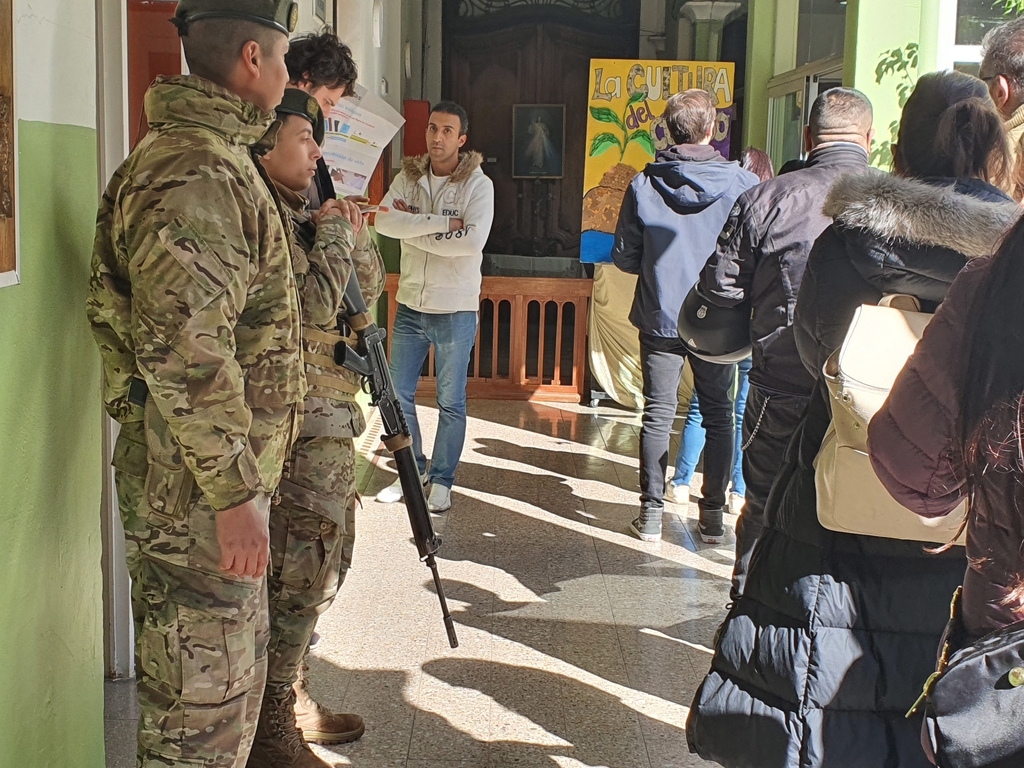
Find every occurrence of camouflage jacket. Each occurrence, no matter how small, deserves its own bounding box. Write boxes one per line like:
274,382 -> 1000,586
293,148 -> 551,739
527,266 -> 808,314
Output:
275,183 -> 385,439
87,75 -> 305,511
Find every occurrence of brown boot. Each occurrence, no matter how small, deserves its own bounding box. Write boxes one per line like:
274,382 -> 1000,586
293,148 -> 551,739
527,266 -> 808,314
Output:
247,690 -> 333,768
293,664 -> 365,745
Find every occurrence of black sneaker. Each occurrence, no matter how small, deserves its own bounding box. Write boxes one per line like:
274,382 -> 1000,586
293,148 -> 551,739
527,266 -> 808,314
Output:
698,505 -> 726,544
629,508 -> 663,542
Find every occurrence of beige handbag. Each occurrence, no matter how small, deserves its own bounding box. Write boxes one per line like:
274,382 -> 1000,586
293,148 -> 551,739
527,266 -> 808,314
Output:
814,295 -> 967,544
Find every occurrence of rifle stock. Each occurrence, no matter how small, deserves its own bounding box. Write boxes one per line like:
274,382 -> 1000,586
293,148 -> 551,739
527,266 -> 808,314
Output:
335,269 -> 459,649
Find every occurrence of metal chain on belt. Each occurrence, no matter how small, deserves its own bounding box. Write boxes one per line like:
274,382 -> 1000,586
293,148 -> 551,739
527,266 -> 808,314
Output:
740,394 -> 771,452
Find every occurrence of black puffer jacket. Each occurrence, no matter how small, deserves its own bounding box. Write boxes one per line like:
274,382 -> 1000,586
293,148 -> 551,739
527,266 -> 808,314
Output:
686,173 -> 1019,768
699,143 -> 869,396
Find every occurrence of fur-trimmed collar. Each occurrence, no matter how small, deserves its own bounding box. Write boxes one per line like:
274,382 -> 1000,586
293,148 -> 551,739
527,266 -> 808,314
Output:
824,171 -> 1020,259
401,151 -> 483,186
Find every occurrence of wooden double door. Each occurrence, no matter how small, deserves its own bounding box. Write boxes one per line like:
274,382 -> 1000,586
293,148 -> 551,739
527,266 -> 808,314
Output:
444,5 -> 638,259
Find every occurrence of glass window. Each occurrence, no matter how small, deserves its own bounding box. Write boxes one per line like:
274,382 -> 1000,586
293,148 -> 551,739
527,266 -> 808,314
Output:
768,90 -> 804,170
956,0 -> 1021,45
954,61 -> 982,76
796,0 -> 846,67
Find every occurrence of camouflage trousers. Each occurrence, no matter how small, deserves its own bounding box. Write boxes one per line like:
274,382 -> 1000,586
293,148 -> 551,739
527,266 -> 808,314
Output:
113,418 -> 269,768
265,434 -> 358,702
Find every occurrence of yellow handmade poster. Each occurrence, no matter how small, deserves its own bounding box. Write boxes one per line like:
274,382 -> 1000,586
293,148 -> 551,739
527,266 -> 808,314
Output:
581,60 -> 736,263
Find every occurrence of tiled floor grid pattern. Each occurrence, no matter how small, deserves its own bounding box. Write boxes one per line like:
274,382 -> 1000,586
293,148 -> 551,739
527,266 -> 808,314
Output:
106,400 -> 735,768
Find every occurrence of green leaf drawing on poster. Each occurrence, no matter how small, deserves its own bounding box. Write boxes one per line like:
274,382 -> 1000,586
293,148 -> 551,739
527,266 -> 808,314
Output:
590,133 -> 623,157
628,129 -> 655,157
590,106 -> 624,128
589,90 -> 658,161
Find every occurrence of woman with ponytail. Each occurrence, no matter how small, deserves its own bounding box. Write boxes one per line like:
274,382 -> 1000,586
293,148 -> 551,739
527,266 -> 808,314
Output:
688,71 -> 1020,768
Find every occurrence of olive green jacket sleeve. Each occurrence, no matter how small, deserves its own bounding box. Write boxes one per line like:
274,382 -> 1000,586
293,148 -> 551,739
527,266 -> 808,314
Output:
353,225 -> 386,309
300,214 -> 356,327
300,216 -> 386,324
88,168 -> 139,424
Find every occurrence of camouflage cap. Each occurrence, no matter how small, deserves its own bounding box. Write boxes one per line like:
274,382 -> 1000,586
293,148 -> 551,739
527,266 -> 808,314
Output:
277,88 -> 325,146
173,0 -> 299,35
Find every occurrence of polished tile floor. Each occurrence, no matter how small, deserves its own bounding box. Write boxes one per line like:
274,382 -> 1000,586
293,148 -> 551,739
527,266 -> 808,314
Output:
105,399 -> 736,768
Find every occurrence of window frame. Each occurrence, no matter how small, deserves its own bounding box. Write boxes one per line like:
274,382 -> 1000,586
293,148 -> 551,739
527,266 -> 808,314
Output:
765,55 -> 844,167
0,0 -> 18,289
935,0 -> 987,70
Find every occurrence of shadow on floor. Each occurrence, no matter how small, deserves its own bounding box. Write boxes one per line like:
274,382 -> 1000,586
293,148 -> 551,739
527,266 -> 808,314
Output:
106,399 -> 729,768
302,654 -> 692,768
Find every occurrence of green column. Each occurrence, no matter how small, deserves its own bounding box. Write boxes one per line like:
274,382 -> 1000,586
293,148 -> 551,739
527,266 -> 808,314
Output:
918,0 -> 940,73
693,19 -> 717,60
844,0 -> 922,166
743,0 -> 779,149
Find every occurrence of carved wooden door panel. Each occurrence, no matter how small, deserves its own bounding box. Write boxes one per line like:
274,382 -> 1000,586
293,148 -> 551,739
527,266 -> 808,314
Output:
444,5 -> 637,258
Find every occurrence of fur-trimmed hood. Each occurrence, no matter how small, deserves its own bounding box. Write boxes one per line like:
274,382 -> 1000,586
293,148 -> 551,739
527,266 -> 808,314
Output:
824,171 -> 1020,259
401,151 -> 484,186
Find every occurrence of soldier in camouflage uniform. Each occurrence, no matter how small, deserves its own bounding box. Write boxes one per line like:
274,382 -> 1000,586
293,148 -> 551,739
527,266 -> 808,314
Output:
247,89 -> 385,768
86,2 -> 303,766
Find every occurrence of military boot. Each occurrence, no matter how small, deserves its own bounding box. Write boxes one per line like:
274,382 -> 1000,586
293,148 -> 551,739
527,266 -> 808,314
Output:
294,663 -> 365,745
247,689 -> 333,768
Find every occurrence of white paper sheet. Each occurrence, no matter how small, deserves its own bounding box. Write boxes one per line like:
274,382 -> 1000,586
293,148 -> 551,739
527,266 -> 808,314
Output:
322,84 -> 405,197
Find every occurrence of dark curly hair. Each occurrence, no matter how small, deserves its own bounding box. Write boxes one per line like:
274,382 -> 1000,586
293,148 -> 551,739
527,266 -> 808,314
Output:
286,28 -> 358,96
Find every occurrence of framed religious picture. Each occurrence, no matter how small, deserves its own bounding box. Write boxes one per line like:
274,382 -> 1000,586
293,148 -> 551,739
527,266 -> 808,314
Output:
512,104 -> 565,179
314,0 -> 327,23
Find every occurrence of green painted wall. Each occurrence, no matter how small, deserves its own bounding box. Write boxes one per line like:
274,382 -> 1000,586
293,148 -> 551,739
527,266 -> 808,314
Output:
844,0 -> 922,167
744,0 -> 937,164
0,121 -> 105,767
743,0 -> 778,149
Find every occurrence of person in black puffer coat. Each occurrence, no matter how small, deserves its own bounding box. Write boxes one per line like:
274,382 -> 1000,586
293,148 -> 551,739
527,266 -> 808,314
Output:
699,88 -> 873,598
686,71 -> 1021,768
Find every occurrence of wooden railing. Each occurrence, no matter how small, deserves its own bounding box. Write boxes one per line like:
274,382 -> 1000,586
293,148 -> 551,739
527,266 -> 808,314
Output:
381,274 -> 593,402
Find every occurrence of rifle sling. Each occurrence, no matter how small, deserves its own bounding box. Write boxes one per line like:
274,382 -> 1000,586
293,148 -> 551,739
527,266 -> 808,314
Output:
383,434 -> 413,452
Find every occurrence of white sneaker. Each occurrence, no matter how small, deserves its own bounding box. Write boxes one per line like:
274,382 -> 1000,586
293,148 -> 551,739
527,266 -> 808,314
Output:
427,484 -> 452,513
665,483 -> 689,505
730,492 -> 745,515
375,474 -> 426,504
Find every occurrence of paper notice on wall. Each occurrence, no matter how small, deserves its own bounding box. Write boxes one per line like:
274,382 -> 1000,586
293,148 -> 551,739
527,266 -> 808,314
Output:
322,84 -> 405,197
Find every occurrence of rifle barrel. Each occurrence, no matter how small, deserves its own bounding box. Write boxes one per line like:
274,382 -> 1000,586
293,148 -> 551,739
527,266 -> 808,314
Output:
427,554 -> 459,648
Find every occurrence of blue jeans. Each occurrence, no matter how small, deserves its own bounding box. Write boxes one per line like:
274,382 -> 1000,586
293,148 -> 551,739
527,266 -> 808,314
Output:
671,357 -> 750,495
389,304 -> 478,488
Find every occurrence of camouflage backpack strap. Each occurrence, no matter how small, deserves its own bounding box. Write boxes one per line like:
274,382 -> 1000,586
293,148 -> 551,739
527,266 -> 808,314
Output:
302,326 -> 361,402
304,327 -> 357,349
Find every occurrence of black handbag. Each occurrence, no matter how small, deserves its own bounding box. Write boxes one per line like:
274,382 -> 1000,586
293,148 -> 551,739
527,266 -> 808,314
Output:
909,587 -> 1024,768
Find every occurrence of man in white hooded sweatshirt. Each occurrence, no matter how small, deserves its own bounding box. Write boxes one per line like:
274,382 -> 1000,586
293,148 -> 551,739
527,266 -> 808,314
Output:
373,101 -> 495,513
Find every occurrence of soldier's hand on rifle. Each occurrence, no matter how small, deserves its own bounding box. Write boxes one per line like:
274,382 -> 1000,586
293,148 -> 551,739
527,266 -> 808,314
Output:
217,498 -> 270,579
317,198 -> 365,234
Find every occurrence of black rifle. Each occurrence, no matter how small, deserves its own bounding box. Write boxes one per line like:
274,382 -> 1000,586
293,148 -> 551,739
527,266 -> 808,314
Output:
334,269 -> 459,649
